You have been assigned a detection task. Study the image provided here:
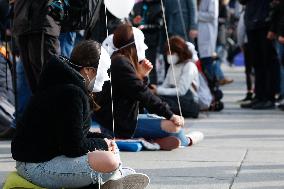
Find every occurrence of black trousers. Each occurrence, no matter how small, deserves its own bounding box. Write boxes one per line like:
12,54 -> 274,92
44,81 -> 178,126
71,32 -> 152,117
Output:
17,33 -> 59,94
243,43 -> 253,91
247,28 -> 279,101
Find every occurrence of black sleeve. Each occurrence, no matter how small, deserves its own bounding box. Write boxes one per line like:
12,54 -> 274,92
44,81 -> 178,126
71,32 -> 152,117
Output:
269,1 -> 280,33
57,86 -> 108,157
112,57 -> 173,119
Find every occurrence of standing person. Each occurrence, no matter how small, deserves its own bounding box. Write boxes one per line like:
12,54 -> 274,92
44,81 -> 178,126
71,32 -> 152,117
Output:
240,0 -> 279,109
11,40 -> 149,189
269,0 -> 284,109
153,36 -> 200,118
197,0 -> 219,90
164,0 -> 198,42
13,0 -> 61,93
131,0 -> 163,84
237,9 -> 254,102
96,24 -> 204,150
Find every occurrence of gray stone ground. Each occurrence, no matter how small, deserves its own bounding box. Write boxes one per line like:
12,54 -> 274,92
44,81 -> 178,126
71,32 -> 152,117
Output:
1,66 -> 284,189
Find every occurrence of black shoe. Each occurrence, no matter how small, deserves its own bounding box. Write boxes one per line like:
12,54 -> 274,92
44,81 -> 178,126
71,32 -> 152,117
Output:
240,98 -> 259,109
0,127 -> 15,140
252,101 -> 275,110
278,102 -> 284,110
238,92 -> 253,102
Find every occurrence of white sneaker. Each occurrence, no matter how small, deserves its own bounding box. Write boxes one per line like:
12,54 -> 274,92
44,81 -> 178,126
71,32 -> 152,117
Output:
102,166 -> 136,182
120,167 -> 136,177
186,131 -> 204,146
101,173 -> 150,189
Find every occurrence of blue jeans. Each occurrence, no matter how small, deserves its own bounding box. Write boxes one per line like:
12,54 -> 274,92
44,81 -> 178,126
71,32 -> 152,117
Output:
59,32 -> 76,58
275,41 -> 284,96
11,60 -> 31,128
16,155 -> 121,188
214,46 -> 225,80
133,114 -> 190,146
99,114 -> 190,146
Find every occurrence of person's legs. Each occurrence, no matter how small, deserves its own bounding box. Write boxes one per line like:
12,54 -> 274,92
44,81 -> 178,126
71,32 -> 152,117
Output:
10,58 -> 31,129
133,114 -> 190,147
16,152 -> 120,188
146,46 -> 157,84
275,41 -> 284,98
246,29 -> 263,101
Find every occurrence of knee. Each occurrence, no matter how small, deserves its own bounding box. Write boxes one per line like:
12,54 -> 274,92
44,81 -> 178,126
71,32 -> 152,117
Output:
88,151 -> 119,173
161,121 -> 181,133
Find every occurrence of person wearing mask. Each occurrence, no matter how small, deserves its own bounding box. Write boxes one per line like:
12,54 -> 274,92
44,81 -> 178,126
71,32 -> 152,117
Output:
11,40 -> 149,189
153,36 -> 200,118
95,24 -> 204,151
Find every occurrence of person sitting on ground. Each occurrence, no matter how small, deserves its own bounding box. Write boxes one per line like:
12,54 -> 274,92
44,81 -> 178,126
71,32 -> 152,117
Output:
151,36 -> 200,118
11,40 -> 149,189
95,24 -> 204,151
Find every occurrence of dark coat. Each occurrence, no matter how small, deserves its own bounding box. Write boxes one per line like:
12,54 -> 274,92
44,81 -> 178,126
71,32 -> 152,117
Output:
94,55 -> 173,138
270,0 -> 284,36
131,0 -> 163,47
164,0 -> 197,40
13,0 -> 60,36
239,0 -> 272,31
12,56 -> 109,163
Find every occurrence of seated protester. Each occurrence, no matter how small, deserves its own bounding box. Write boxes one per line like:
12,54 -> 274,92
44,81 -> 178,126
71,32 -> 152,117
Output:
95,24 -> 204,150
153,36 -> 200,118
11,40 -> 149,189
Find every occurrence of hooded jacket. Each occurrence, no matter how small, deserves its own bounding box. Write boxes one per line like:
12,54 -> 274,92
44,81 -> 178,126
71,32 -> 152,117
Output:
12,56 -> 109,163
94,55 -> 173,138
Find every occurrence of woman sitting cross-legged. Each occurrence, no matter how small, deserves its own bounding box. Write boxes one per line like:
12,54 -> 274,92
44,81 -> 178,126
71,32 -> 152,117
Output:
95,24 -> 204,151
152,36 -> 200,118
11,40 -> 149,189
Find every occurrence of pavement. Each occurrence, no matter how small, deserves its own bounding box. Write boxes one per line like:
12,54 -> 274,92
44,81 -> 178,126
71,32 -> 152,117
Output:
1,66 -> 284,189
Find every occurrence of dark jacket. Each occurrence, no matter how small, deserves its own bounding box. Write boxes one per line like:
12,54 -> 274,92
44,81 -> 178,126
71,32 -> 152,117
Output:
12,56 -> 109,163
13,0 -> 60,36
131,0 -> 163,47
94,55 -> 173,138
270,0 -> 284,36
239,0 -> 272,31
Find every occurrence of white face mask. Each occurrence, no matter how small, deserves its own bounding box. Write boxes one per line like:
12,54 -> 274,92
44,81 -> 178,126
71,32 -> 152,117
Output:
133,27 -> 148,62
167,54 -> 179,65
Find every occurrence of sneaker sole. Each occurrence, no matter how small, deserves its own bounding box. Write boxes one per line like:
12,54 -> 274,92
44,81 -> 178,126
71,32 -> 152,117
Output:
154,136 -> 181,151
101,173 -> 150,189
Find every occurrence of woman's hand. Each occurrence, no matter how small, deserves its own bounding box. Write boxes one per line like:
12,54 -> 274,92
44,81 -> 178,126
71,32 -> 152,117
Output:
137,59 -> 153,79
104,138 -> 116,153
279,36 -> 284,44
170,114 -> 184,127
149,84 -> 157,94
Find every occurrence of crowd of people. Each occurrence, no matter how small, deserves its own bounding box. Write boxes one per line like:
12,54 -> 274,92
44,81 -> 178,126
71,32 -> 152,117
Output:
0,0 -> 284,188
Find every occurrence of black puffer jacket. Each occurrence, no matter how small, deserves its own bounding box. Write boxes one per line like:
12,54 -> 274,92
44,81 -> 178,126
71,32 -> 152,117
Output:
94,55 -> 173,138
12,56 -> 109,163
